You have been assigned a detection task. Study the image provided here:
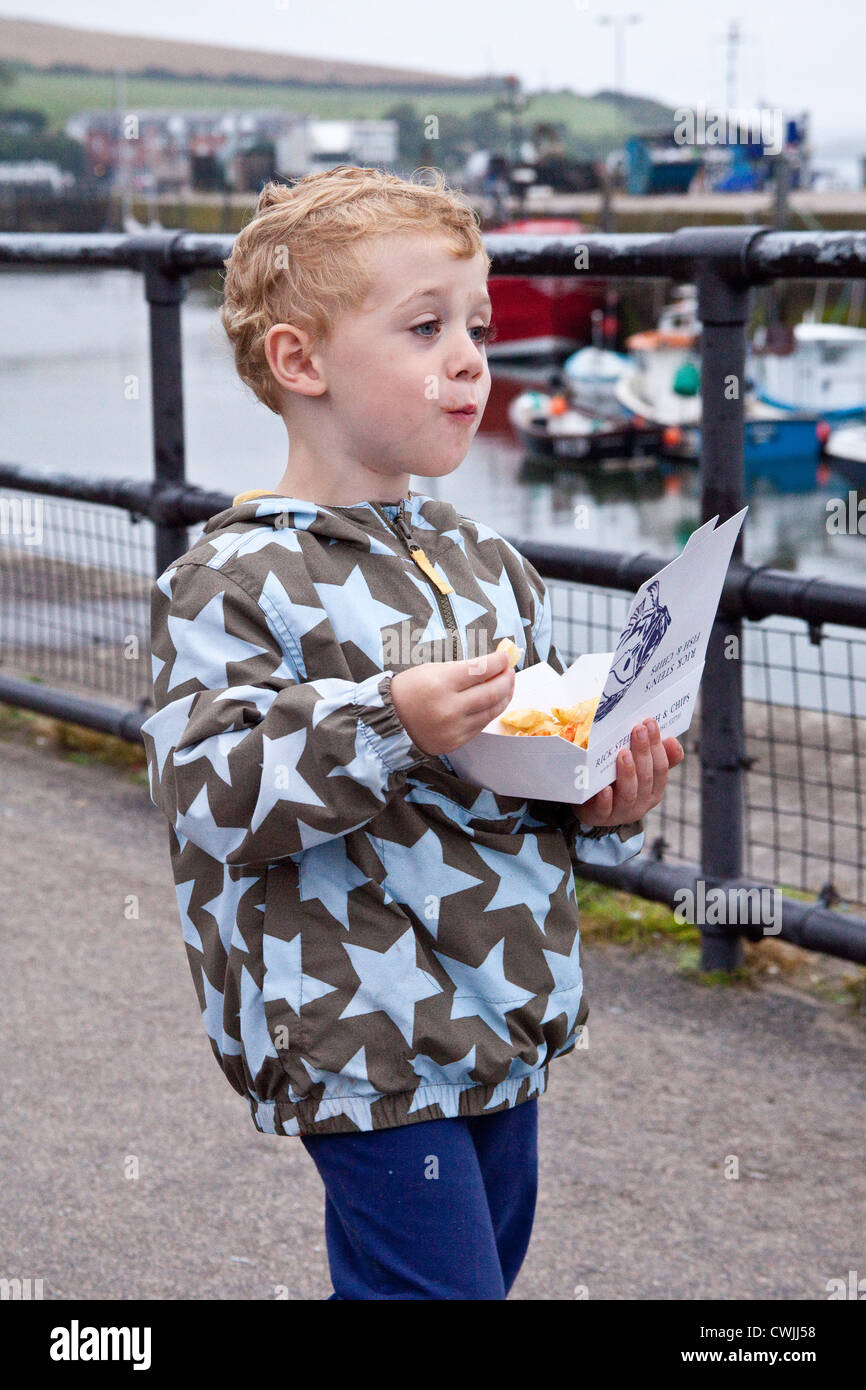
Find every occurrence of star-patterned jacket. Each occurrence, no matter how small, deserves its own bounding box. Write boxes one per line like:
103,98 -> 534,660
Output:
141,489 -> 645,1137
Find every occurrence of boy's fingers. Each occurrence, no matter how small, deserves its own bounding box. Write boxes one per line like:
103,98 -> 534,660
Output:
663,736 -> 684,766
463,679 -> 512,720
612,745 -> 639,812
629,725 -> 654,787
461,661 -> 513,710
583,785 -> 613,819
649,737 -> 671,798
638,720 -> 671,796
457,648 -> 509,687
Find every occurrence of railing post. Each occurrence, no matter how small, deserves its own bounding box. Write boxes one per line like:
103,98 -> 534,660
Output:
140,249 -> 189,577
696,261 -> 753,971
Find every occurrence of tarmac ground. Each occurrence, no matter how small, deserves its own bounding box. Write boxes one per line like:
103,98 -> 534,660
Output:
1,731 -> 864,1301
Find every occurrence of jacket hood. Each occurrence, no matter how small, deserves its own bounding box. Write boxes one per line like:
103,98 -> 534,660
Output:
197,488 -> 464,548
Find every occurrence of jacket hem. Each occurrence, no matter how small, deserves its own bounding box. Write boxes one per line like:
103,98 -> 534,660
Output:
247,1064 -> 553,1137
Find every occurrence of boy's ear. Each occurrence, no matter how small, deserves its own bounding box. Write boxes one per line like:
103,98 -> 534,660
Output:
264,323 -> 327,397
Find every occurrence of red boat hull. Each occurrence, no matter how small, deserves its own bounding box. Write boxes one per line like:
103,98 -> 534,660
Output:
486,218 -> 607,357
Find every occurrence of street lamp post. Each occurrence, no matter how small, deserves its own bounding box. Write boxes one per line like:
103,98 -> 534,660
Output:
596,13 -> 642,170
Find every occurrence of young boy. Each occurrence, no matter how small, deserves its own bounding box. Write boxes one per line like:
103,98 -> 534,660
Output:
141,165 -> 683,1300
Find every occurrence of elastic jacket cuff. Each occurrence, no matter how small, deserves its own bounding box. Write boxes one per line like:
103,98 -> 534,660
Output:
357,671 -> 439,773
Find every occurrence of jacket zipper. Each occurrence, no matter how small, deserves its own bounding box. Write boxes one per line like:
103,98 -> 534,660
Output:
370,499 -> 464,662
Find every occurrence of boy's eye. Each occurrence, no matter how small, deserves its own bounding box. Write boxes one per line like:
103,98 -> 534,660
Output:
412,319 -> 496,343
471,322 -> 496,344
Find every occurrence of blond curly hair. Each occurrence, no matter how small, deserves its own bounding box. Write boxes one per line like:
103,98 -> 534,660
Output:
220,164 -> 491,416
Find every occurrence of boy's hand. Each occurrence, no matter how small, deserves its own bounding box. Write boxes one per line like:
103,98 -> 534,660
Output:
571,718 -> 684,828
390,647 -> 515,757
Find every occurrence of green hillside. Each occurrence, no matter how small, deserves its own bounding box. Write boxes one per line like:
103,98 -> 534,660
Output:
6,66 -> 675,157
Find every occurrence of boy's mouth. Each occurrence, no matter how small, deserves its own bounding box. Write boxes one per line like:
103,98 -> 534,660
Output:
444,404 -> 477,421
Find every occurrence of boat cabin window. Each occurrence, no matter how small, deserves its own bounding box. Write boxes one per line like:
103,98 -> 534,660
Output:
818,343 -> 851,365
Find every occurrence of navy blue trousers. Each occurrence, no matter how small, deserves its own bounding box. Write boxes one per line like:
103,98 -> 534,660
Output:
301,1097 -> 538,1300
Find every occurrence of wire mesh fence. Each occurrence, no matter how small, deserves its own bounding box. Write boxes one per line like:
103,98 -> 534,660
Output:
3,484 -> 865,914
549,578 -> 866,909
0,489 -> 154,708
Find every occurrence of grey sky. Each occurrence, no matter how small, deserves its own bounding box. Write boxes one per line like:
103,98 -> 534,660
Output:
2,0 -> 862,150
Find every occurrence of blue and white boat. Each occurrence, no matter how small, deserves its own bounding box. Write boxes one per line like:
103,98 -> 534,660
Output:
613,306 -> 866,491
748,320 -> 866,420
615,371 -> 826,492
561,344 -> 633,418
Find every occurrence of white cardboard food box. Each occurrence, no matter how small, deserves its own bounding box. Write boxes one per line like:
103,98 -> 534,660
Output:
447,506 -> 748,804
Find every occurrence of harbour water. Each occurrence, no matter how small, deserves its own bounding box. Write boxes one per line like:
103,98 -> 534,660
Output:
2,267 -> 866,720
4,267 -> 865,565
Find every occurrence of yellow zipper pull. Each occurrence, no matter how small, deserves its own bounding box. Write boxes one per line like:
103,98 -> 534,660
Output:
390,504 -> 455,595
409,547 -> 454,595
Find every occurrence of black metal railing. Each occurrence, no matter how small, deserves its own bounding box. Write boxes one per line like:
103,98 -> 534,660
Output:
2,225 -> 866,973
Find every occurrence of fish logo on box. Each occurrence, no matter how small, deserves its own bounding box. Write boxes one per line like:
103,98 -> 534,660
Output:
596,580 -> 671,721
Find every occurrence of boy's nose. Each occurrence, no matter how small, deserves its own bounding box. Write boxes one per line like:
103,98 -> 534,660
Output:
449,352 -> 487,384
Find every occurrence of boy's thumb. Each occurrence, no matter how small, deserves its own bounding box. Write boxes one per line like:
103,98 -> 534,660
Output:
461,648 -> 508,684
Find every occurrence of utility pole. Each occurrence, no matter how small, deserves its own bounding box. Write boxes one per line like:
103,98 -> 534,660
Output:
494,75 -> 529,216
112,66 -> 133,232
725,18 -> 742,114
596,13 -> 642,225
597,12 -> 642,129
773,150 -> 790,229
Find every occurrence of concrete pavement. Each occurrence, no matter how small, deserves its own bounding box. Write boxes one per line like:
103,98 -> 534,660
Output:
1,731 -> 863,1300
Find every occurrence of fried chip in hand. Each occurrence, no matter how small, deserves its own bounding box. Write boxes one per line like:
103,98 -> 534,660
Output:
496,637 -> 524,667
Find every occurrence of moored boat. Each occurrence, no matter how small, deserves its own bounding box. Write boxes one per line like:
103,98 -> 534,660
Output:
561,343 -> 633,418
749,320 -> 866,419
820,422 -> 866,490
507,388 -> 668,465
612,294 -> 856,490
485,218 -> 608,358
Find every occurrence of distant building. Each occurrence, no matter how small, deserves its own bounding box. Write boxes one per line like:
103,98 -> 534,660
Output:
65,108 -> 293,191
0,161 -> 75,192
274,119 -> 398,179
64,108 -> 398,193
